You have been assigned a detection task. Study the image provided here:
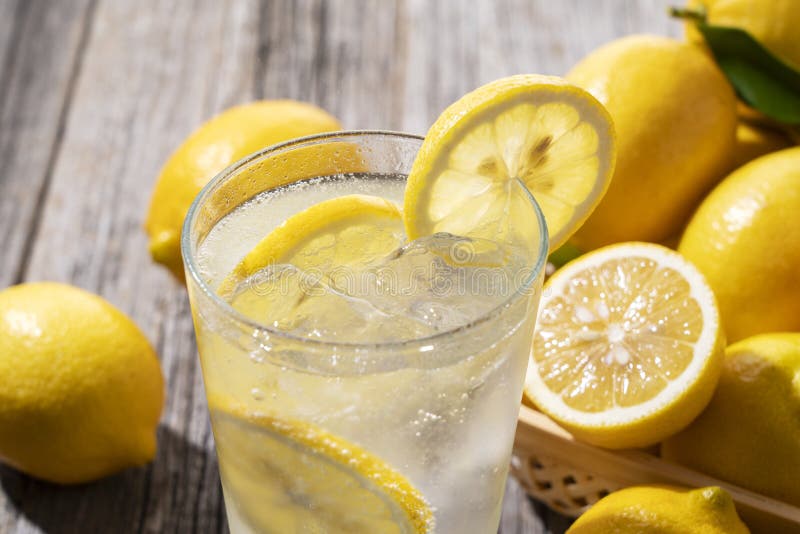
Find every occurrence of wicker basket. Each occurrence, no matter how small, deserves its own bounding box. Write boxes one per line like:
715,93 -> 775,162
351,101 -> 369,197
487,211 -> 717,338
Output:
512,405 -> 800,532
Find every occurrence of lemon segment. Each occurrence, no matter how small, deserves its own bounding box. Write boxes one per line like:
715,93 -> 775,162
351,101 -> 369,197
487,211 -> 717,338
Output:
404,74 -> 616,251
524,243 -> 724,449
219,194 -> 405,297
210,397 -> 433,533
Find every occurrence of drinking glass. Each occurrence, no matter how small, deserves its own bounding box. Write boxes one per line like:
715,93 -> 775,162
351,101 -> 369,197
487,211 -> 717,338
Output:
182,132 -> 548,533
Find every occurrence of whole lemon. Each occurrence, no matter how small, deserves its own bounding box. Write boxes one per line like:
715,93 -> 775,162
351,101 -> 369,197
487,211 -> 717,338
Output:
567,35 -> 737,250
566,485 -> 749,534
145,100 -> 341,281
685,0 -> 800,69
0,282 -> 164,484
679,147 -> 800,342
662,333 -> 800,508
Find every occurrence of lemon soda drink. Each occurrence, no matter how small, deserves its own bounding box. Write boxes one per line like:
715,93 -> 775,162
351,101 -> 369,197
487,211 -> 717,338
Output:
182,131 -> 548,533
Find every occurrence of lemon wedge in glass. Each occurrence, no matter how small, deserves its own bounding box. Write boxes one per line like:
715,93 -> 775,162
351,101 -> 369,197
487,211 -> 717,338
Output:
211,397 -> 433,534
218,193 -> 415,340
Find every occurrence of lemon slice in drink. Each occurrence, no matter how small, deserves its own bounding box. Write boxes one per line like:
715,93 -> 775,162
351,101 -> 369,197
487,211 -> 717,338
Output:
524,243 -> 725,449
404,74 -> 616,250
219,194 -> 404,295
218,193 -> 410,337
210,398 -> 433,533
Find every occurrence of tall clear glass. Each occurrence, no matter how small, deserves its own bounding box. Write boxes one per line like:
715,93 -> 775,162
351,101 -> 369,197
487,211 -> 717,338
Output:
182,132 -> 548,533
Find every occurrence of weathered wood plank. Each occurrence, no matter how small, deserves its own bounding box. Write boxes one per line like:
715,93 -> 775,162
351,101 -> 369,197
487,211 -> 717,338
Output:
0,0 -> 20,63
0,0 -> 94,289
252,0 -> 406,130
6,0 -> 261,532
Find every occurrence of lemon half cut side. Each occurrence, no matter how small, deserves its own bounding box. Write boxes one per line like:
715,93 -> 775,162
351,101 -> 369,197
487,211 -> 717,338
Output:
524,242 -> 725,449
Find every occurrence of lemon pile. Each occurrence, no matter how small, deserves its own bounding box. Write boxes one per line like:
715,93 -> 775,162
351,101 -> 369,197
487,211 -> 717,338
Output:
516,3 -> 800,531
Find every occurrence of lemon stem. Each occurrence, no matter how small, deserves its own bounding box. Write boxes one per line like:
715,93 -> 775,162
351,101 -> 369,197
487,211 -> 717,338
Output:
669,6 -> 707,23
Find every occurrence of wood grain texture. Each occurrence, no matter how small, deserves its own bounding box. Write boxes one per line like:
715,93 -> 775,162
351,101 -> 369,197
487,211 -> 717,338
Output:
0,1 -> 680,532
0,0 -> 94,289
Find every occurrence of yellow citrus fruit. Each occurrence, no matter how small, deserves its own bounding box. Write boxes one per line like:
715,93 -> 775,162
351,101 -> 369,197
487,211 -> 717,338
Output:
685,0 -> 800,69
662,333 -> 800,508
211,396 -> 433,533
0,282 -> 164,484
145,100 -> 341,281
731,120 -> 792,169
567,35 -> 737,250
678,147 -> 800,342
566,485 -> 749,534
403,74 -> 616,251
524,242 -> 724,449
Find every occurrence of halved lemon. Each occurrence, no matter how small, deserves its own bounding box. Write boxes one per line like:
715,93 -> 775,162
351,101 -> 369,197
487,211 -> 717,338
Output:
219,194 -> 405,296
524,242 -> 724,449
210,397 -> 433,533
404,74 -> 616,251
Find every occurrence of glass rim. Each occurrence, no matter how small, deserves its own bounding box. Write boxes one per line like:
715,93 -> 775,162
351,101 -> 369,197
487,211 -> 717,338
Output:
181,129 -> 549,352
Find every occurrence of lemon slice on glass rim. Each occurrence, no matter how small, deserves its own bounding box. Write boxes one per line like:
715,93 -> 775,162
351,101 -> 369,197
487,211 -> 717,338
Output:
404,74 -> 616,251
524,242 -> 725,449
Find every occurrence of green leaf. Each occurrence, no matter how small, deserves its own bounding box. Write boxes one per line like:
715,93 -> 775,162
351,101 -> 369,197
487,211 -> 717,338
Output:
548,242 -> 582,269
695,22 -> 800,125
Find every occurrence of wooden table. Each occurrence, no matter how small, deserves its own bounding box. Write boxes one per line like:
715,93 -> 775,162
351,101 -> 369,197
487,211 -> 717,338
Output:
0,1 -> 679,532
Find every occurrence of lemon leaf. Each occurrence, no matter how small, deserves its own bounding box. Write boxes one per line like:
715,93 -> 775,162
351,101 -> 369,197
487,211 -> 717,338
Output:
547,241 -> 582,269
688,18 -> 800,125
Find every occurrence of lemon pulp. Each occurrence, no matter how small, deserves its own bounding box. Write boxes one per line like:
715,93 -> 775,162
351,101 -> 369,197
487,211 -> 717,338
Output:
525,243 -> 724,448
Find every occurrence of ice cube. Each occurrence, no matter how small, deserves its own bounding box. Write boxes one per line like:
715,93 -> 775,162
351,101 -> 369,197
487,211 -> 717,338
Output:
227,264 -> 435,343
224,234 -> 529,343
352,233 -> 528,332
